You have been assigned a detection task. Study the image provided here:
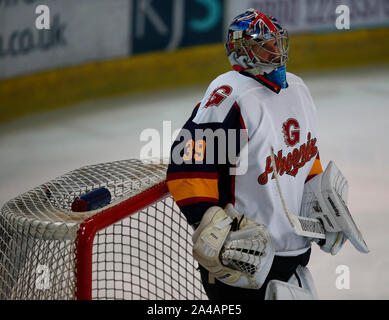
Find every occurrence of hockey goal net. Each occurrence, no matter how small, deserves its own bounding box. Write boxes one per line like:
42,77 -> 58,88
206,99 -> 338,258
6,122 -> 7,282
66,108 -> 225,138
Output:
0,159 -> 207,300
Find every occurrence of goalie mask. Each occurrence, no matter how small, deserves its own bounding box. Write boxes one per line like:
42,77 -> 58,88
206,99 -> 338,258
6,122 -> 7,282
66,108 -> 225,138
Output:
225,9 -> 289,88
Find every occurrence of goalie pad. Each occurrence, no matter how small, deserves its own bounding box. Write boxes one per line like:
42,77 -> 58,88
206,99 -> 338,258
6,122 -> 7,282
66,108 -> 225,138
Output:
192,205 -> 275,289
265,265 -> 318,300
300,161 -> 369,254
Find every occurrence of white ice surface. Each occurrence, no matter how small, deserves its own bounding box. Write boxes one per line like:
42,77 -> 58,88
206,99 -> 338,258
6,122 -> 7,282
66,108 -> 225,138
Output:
0,66 -> 388,299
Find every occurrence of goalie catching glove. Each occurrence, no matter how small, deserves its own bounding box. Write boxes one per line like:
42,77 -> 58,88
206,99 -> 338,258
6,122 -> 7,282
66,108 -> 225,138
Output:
300,161 -> 369,255
192,204 -> 275,289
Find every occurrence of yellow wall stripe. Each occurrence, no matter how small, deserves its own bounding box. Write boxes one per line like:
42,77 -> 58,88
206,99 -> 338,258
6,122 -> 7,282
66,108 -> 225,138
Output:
1,27 -> 388,123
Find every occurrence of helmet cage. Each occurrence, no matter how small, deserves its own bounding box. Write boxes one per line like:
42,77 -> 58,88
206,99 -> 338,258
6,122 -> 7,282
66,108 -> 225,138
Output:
239,30 -> 289,72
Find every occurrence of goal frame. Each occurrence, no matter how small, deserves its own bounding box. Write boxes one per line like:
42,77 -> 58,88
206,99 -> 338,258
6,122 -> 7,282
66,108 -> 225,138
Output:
0,159 -> 206,300
75,182 -> 169,300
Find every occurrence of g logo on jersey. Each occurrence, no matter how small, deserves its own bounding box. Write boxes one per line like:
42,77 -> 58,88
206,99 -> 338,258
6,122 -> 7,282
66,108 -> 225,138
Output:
204,85 -> 232,108
282,118 -> 300,147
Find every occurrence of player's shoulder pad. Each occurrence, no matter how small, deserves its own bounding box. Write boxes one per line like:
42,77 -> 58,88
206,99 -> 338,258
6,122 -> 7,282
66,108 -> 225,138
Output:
286,72 -> 308,89
193,71 -> 257,124
286,71 -> 316,113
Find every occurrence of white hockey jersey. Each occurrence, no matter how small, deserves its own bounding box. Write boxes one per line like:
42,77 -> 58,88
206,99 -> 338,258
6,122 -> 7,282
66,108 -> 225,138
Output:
167,70 -> 323,257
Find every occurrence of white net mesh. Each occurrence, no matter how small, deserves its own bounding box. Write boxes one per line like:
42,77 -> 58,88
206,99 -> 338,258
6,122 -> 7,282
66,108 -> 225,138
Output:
0,159 -> 207,300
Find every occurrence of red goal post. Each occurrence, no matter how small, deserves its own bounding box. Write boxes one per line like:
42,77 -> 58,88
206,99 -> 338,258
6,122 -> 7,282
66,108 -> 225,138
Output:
0,159 -> 207,300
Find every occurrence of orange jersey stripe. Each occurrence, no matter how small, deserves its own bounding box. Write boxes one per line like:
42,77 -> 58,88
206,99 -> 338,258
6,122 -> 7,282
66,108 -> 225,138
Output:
309,158 -> 323,176
306,158 -> 323,182
176,197 -> 219,207
167,177 -> 219,203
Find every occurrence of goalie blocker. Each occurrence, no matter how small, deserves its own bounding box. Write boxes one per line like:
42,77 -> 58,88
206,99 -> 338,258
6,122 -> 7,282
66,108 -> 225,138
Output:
192,204 -> 275,289
192,204 -> 315,300
269,145 -> 369,255
300,161 -> 369,254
